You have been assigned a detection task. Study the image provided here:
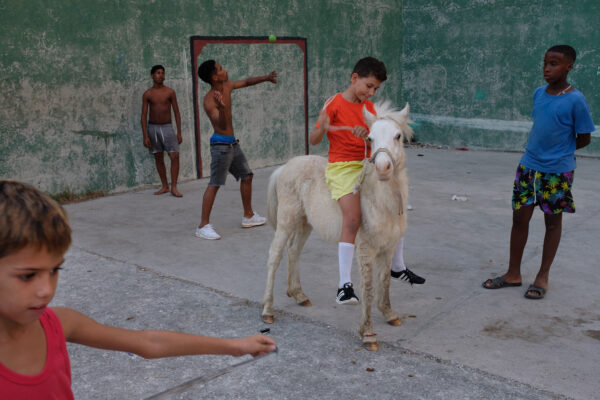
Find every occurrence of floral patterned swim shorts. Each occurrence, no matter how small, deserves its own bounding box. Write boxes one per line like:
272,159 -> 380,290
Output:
512,164 -> 575,214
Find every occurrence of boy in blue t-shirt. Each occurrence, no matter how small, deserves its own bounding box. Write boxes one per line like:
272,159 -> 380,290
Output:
483,45 -> 594,299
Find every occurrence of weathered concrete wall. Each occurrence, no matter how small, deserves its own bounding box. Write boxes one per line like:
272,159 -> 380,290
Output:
402,0 -> 599,155
0,0 -> 404,195
6,1 -> 594,196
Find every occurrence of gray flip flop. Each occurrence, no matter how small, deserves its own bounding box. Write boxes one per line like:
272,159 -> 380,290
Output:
482,276 -> 522,289
524,284 -> 546,299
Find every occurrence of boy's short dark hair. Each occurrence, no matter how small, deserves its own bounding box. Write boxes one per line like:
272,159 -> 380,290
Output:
151,65 -> 165,74
352,57 -> 387,82
0,180 -> 72,258
198,60 -> 217,84
547,45 -> 576,62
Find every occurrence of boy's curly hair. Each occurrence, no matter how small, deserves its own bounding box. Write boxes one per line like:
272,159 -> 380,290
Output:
352,57 -> 387,82
151,65 -> 165,74
198,60 -> 217,84
0,180 -> 71,258
547,45 -> 576,62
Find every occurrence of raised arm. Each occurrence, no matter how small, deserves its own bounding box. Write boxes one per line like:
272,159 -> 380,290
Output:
54,307 -> 277,359
140,91 -> 151,148
231,71 -> 278,89
576,133 -> 591,149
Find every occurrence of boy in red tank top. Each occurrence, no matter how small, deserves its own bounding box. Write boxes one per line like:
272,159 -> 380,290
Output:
0,180 -> 277,399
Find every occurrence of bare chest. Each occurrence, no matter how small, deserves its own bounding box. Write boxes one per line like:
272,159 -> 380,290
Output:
148,90 -> 172,106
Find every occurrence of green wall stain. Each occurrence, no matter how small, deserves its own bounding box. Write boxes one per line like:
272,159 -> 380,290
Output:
73,130 -> 118,139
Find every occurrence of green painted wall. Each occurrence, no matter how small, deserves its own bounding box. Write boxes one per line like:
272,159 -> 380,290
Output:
3,1 -> 596,196
402,0 -> 599,155
0,0 -> 403,195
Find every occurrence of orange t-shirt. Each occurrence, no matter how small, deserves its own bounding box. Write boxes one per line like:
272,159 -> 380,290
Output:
316,93 -> 376,162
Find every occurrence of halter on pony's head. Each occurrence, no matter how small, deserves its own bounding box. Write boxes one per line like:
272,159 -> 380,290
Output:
352,101 -> 413,194
362,101 -> 414,171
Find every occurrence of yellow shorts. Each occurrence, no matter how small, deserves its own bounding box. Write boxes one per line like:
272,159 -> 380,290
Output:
325,161 -> 364,200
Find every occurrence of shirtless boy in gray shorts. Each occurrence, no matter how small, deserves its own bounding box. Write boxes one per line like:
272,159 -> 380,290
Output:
195,60 -> 277,240
141,65 -> 183,197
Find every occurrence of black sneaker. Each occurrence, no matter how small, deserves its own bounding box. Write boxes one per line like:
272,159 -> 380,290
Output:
336,283 -> 359,305
391,268 -> 426,285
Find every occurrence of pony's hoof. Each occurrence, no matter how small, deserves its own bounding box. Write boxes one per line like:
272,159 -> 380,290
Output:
262,315 -> 274,324
364,342 -> 379,351
387,317 -> 402,326
298,299 -> 312,307
362,333 -> 377,351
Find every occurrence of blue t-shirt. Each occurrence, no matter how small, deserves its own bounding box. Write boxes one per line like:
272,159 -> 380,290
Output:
520,85 -> 595,173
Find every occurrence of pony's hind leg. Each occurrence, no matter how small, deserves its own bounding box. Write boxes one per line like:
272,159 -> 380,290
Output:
261,228 -> 291,323
286,221 -> 312,306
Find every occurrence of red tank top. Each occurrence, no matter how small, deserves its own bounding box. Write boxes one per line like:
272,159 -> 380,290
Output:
0,308 -> 74,399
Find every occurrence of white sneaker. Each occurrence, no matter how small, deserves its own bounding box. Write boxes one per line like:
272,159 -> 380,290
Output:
241,212 -> 266,228
195,224 -> 221,240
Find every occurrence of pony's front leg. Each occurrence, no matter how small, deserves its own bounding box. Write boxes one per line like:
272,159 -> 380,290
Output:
357,244 -> 378,351
286,223 -> 312,307
261,228 -> 290,323
376,251 -> 401,326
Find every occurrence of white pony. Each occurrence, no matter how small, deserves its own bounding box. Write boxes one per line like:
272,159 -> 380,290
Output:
261,101 -> 413,351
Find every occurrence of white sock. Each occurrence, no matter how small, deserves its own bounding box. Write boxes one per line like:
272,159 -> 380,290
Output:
391,237 -> 407,273
338,242 -> 355,288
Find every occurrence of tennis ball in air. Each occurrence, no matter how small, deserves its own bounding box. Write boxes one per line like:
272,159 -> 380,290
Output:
268,35 -> 277,42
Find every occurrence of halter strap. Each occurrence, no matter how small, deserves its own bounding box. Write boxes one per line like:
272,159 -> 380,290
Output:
369,147 -> 400,168
353,146 -> 403,213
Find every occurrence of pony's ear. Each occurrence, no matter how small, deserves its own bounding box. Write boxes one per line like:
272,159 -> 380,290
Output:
363,105 -> 377,128
399,103 -> 410,121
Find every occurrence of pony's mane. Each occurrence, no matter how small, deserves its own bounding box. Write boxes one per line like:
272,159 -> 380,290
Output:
373,100 -> 397,118
373,100 -> 414,141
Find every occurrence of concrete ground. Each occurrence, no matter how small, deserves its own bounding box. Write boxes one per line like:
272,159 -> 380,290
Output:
55,147 -> 600,399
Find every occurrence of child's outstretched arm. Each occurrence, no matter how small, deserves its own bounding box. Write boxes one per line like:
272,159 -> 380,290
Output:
231,71 -> 278,89
54,307 -> 276,359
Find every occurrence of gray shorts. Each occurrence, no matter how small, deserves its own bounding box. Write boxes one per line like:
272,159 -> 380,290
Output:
148,123 -> 179,154
209,140 -> 252,186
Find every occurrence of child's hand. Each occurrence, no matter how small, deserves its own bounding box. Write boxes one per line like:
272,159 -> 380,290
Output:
177,133 -> 183,144
353,126 -> 369,139
233,334 -> 277,357
268,71 -> 278,84
213,91 -> 225,109
143,136 -> 151,148
317,109 -> 330,131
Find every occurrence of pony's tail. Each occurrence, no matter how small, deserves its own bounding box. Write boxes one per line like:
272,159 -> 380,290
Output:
266,166 -> 283,228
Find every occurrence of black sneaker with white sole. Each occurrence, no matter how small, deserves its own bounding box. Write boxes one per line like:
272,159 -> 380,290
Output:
336,282 -> 359,305
391,268 -> 426,285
